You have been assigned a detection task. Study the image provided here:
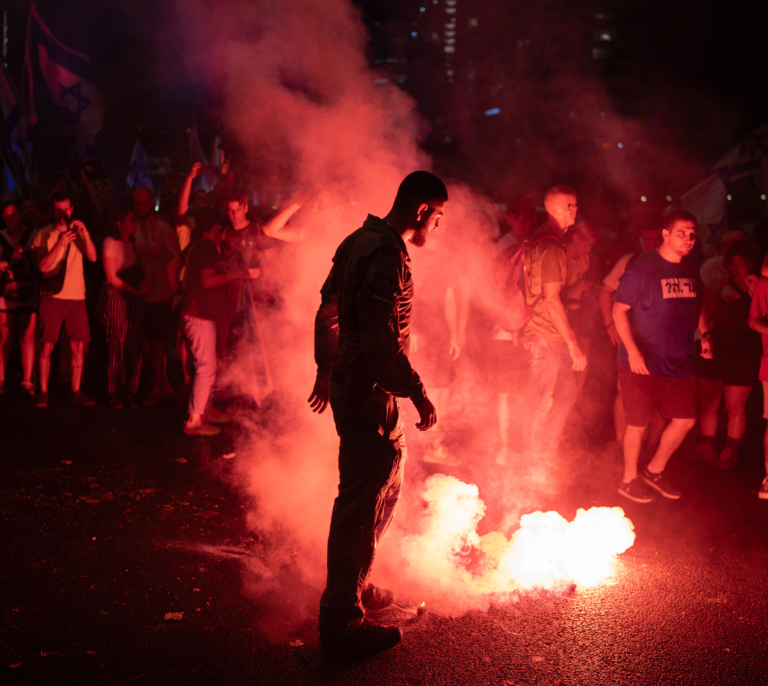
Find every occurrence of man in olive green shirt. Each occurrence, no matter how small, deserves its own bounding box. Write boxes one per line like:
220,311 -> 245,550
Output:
522,186 -> 587,464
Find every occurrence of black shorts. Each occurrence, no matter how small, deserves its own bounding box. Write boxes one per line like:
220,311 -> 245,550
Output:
38,296 -> 90,343
143,300 -> 173,341
695,343 -> 761,387
618,364 -> 696,426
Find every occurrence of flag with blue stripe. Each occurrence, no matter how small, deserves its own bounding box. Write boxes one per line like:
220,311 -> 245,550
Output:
127,135 -> 154,194
24,5 -> 104,140
0,62 -> 29,160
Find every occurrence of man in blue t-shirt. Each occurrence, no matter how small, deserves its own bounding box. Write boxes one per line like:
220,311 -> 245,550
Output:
612,210 -> 712,503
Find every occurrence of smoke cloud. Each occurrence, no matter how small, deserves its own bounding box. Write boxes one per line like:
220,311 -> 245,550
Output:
159,0 -> 648,638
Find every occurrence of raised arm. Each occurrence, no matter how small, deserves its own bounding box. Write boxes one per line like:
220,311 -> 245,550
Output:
178,163 -> 203,218
262,202 -> 304,243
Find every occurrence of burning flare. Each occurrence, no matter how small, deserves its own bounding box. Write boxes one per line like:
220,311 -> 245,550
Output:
397,475 -> 635,603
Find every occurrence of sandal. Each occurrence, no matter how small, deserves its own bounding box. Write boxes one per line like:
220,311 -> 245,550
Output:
109,396 -> 124,410
143,392 -> 162,406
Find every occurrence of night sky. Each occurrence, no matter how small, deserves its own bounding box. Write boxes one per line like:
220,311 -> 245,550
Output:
4,0 -> 767,200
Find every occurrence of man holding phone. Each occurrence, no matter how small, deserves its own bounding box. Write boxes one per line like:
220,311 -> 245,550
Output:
32,192 -> 97,408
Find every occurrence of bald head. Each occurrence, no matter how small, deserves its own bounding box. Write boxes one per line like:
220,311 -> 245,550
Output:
544,186 -> 578,231
133,187 -> 155,220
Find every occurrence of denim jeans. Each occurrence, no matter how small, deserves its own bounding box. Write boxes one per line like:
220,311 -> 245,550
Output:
319,379 -> 407,632
183,316 -> 217,416
522,329 -> 577,459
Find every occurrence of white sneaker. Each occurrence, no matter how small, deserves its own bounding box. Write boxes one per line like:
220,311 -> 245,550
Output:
205,408 -> 231,424
423,441 -> 460,466
759,476 -> 768,500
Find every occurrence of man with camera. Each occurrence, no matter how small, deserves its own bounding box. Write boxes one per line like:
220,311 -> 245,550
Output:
0,201 -> 40,395
32,192 -> 97,408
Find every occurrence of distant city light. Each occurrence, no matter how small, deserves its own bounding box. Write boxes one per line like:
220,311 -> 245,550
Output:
600,33 -> 611,41
727,194 -> 732,200
617,142 -> 623,148
600,111 -> 606,117
420,6 -> 426,11
640,196 -> 647,202
762,194 -> 767,201
433,0 -> 438,3
666,195 -> 672,201
485,108 -> 501,116
411,31 -> 418,36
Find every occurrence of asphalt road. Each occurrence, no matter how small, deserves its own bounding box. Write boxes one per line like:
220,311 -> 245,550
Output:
2,389 -> 768,686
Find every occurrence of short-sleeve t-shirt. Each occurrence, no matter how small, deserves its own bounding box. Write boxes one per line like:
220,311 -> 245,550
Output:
133,216 -> 180,303
181,238 -> 226,321
602,253 -> 634,292
0,227 -> 39,310
613,250 -> 702,379
32,225 -> 86,301
523,225 -> 568,340
748,277 -> 768,381
102,237 -> 139,272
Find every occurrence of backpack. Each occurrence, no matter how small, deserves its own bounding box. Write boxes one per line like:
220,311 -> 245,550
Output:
492,237 -> 548,333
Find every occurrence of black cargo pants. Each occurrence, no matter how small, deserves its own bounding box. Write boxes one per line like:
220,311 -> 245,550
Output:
319,377 -> 407,632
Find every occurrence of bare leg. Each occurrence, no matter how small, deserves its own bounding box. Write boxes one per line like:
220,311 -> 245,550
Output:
647,418 -> 697,473
70,340 -> 85,394
722,385 -> 751,440
39,342 -> 55,393
19,312 -> 37,385
697,377 -> 722,438
647,414 -> 666,455
622,424 -> 647,482
764,423 -> 768,478
0,311 -> 13,385
613,384 -> 626,443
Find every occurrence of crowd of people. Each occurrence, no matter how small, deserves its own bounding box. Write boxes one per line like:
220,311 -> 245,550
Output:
0,162 -> 301,435
3,163 -> 768,655
2,167 -> 768,505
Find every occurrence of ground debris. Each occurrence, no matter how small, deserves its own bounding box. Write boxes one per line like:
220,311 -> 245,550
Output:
175,458 -> 187,464
163,612 -> 184,621
289,639 -> 304,647
222,453 -> 236,459
10,662 -> 22,668
61,460 -> 73,465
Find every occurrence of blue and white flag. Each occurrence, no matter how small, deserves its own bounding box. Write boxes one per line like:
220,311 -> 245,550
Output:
23,5 -> 104,152
126,135 -> 153,194
189,121 -> 212,192
0,62 -> 29,160
670,122 -> 768,248
211,125 -> 223,170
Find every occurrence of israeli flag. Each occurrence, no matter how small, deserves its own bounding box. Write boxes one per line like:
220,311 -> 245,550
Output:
0,63 -> 28,160
24,6 -> 104,142
190,121 -> 213,192
127,135 -> 154,195
669,122 -> 768,248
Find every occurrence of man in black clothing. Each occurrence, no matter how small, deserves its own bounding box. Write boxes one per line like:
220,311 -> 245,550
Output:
309,171 -> 447,655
